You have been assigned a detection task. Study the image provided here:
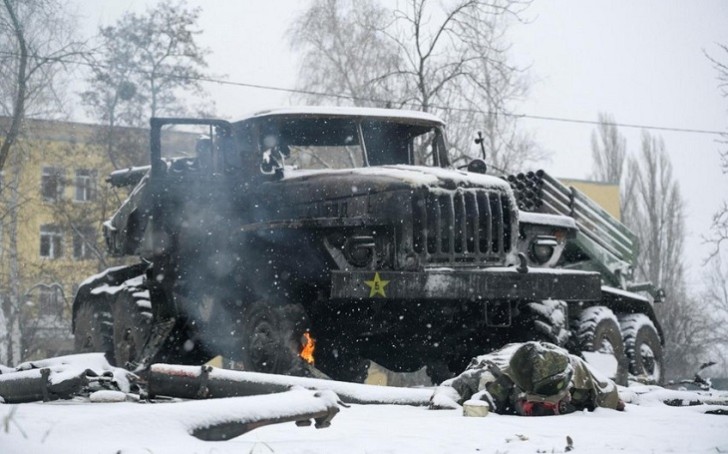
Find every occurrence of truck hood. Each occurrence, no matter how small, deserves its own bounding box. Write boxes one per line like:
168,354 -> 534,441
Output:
273,165 -> 511,199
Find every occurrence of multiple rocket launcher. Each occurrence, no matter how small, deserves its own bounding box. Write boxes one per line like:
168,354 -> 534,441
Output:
506,170 -> 640,290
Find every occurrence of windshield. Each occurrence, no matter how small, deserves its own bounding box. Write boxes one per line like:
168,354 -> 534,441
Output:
247,116 -> 446,170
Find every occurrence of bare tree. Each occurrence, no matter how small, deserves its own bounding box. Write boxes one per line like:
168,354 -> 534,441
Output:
589,112 -> 635,219
288,0 -> 401,107
703,44 -> 728,376
706,44 -> 728,256
0,0 -> 83,173
81,0 -> 212,169
591,112 -> 626,184
288,0 -> 542,172
624,131 -> 708,378
626,133 -> 683,288
701,254 -> 728,376
437,4 -> 544,171
0,0 -> 82,365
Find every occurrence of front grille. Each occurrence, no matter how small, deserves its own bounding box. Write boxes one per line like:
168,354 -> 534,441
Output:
412,189 -> 512,264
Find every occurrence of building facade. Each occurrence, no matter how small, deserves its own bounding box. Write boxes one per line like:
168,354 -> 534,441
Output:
0,117 -> 146,364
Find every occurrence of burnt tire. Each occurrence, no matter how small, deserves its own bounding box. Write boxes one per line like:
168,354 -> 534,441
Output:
572,306 -> 628,385
74,299 -> 114,361
113,286 -> 153,369
519,300 -> 570,347
619,314 -> 664,384
236,301 -> 311,376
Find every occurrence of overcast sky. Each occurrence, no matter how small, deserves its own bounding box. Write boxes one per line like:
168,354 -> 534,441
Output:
71,0 -> 728,290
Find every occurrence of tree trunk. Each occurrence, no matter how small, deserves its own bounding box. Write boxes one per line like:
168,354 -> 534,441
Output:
0,0 -> 29,173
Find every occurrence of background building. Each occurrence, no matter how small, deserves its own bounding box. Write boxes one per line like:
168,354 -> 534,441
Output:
0,117 -> 146,362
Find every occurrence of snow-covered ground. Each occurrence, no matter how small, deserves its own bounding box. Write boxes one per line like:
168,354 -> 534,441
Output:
3,380 -> 728,453
2,392 -> 728,453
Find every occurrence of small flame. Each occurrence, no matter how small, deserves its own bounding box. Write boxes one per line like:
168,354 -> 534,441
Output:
300,331 -> 315,364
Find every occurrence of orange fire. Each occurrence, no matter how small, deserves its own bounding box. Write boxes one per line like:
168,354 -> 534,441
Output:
300,331 -> 315,364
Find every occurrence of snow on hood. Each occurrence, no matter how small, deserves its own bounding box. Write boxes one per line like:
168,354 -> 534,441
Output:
282,165 -> 512,192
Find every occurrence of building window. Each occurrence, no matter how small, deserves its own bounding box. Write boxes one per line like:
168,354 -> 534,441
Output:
38,286 -> 63,319
75,169 -> 96,202
73,225 -> 96,260
41,166 -> 65,201
40,224 -> 63,259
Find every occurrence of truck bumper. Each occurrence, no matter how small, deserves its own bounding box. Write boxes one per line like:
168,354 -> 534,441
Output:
331,268 -> 601,302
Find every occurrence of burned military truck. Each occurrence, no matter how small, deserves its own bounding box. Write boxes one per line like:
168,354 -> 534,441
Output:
72,107 -> 663,385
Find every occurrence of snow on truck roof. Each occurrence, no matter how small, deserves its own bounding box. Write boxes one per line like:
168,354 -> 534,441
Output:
240,106 -> 445,125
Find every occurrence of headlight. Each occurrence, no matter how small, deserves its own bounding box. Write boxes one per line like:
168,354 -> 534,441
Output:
345,235 -> 375,267
530,236 -> 558,264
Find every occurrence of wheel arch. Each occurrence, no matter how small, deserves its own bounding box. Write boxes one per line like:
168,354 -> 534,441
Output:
596,286 -> 664,345
72,262 -> 149,333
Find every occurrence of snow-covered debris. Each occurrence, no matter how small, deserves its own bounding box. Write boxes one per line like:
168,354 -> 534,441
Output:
620,384 -> 728,408
89,390 -> 127,403
14,352 -> 134,393
189,388 -> 341,441
149,363 -> 433,406
0,353 -> 136,403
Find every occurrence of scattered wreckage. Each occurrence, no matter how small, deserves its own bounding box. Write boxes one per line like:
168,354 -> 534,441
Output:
2,347 -> 727,443
0,354 -> 344,440
2,350 -> 727,434
71,106 -> 664,388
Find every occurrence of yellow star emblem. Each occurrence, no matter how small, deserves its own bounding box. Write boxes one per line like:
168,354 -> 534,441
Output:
364,272 -> 390,298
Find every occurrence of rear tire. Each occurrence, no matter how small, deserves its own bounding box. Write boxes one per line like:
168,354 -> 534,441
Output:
74,298 -> 114,363
620,314 -> 664,384
572,306 -> 628,385
235,300 -> 311,376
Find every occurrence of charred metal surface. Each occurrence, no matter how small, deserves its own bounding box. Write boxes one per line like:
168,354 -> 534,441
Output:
0,368 -> 87,404
411,188 -> 513,265
129,317 -> 177,373
190,404 -> 339,441
73,108 -> 661,380
187,388 -> 340,441
330,269 -> 602,302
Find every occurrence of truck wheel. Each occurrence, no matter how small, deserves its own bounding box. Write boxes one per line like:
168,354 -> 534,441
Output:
519,300 -> 570,347
74,299 -> 114,362
620,314 -> 664,384
572,306 -> 628,385
237,301 -> 310,376
113,286 -> 153,369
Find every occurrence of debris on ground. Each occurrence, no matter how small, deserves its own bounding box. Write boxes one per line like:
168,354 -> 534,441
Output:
148,363 -> 433,406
